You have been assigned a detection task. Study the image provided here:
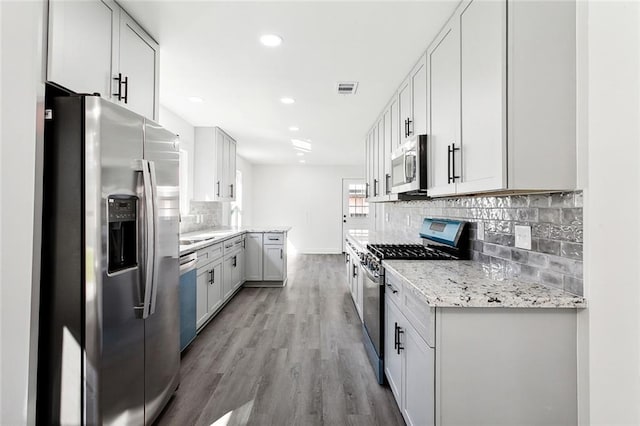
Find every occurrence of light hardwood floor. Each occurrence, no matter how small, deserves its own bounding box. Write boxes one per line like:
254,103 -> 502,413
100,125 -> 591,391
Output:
156,254 -> 405,426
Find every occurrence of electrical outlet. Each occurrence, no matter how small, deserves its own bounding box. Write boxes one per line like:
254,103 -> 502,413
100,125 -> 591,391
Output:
515,225 -> 532,250
477,222 -> 485,241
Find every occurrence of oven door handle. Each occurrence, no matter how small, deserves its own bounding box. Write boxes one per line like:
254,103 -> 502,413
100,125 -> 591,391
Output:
361,263 -> 380,283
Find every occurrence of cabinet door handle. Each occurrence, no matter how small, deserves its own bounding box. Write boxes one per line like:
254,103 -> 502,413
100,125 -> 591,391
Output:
280,249 -> 283,259
345,253 -> 350,264
122,75 -> 128,104
365,182 -> 370,198
229,184 -> 234,198
233,256 -> 237,267
396,325 -> 404,354
385,173 -> 391,195
209,269 -> 213,284
113,73 -> 124,101
404,118 -> 408,138
216,181 -> 221,197
449,142 -> 460,183
386,283 -> 398,294
212,268 -> 215,283
394,322 -> 399,350
407,118 -> 412,136
353,264 -> 358,277
373,179 -> 378,197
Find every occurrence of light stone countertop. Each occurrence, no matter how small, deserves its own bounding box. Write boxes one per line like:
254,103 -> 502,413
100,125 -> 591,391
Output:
383,260 -> 587,309
180,226 -> 291,256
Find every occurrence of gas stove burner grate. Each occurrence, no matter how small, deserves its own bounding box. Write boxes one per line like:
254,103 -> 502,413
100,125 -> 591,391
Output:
366,243 -> 457,260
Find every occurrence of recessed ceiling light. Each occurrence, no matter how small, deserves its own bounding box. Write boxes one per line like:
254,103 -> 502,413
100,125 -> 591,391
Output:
280,97 -> 295,104
260,34 -> 283,47
188,96 -> 204,103
289,126 -> 299,132
299,160 -> 306,164
291,139 -> 311,151
296,152 -> 304,157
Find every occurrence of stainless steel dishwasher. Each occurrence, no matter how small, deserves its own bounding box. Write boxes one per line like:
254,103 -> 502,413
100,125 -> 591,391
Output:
179,252 -> 198,351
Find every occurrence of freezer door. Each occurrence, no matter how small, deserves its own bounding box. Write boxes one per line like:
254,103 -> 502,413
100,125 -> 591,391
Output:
92,97 -> 147,426
143,119 -> 181,425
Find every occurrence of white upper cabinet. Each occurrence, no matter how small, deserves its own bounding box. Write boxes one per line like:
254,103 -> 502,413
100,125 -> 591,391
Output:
457,0 -> 506,194
47,0 -> 117,100
428,21 -> 460,197
47,0 -> 159,120
194,127 -> 237,202
118,11 -> 159,120
427,0 -> 576,196
399,55 -> 427,144
410,55 -> 428,138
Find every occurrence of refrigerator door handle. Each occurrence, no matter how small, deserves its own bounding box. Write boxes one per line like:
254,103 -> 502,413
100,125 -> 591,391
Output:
137,159 -> 156,319
148,160 -> 160,316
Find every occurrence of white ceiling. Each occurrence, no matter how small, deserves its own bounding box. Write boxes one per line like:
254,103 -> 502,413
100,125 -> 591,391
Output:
122,1 -> 458,166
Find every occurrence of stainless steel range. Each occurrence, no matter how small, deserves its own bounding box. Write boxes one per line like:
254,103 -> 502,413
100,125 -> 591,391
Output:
361,218 -> 469,384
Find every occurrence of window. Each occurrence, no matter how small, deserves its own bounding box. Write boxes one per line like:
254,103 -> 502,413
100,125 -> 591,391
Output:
230,170 -> 242,227
348,183 -> 369,217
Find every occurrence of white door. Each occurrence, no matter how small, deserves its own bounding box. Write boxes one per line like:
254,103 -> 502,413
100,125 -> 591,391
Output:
385,299 -> 403,404
215,129 -> 225,200
223,256 -> 234,300
411,55 -> 428,137
457,0 -> 506,194
196,267 -> 210,329
227,138 -> 237,201
398,75 -> 412,145
207,259 -> 223,314
403,323 -> 435,426
341,179 -> 369,252
118,11 -> 158,120
428,21 -> 460,196
263,246 -> 284,281
47,0 -> 118,97
377,118 -> 386,197
245,233 -> 264,281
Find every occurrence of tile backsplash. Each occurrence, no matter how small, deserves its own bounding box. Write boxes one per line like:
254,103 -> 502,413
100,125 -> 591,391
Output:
375,191 -> 584,295
180,201 -> 222,233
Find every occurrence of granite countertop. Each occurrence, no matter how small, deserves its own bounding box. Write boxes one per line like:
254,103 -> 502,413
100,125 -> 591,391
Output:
383,260 -> 587,309
180,226 -> 291,255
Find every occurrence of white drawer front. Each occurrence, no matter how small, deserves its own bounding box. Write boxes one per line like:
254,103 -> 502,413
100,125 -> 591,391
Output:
264,233 -> 284,245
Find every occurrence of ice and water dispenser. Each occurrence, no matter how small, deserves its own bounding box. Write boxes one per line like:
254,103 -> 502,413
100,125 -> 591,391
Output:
107,196 -> 138,273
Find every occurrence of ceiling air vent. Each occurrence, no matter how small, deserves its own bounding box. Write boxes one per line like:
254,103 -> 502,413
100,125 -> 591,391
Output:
336,81 -> 358,95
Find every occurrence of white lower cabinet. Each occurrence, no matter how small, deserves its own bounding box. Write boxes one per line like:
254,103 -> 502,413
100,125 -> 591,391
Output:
403,323 -> 435,426
222,253 -> 235,300
206,259 -> 223,314
384,269 -> 578,425
384,299 -> 403,403
196,256 -> 223,331
385,294 -> 434,426
263,245 -> 284,281
245,232 -> 288,286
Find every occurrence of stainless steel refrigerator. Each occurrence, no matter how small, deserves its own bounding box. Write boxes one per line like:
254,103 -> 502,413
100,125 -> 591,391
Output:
38,94 -> 180,425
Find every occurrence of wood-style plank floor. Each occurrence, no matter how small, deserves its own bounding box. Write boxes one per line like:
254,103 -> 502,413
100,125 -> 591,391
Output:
156,254 -> 405,426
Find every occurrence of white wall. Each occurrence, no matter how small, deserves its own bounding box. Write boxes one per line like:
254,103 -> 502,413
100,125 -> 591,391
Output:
159,105 -> 195,204
584,2 -> 640,424
0,1 -> 46,423
236,155 -> 254,226
252,165 -> 363,253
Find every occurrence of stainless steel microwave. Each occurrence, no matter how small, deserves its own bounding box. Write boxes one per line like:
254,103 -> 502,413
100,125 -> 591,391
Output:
391,134 -> 428,194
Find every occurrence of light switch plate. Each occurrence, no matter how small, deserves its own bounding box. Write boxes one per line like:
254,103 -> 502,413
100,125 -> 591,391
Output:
477,222 -> 485,241
515,225 -> 532,250
385,212 -> 390,222
406,214 -> 411,227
